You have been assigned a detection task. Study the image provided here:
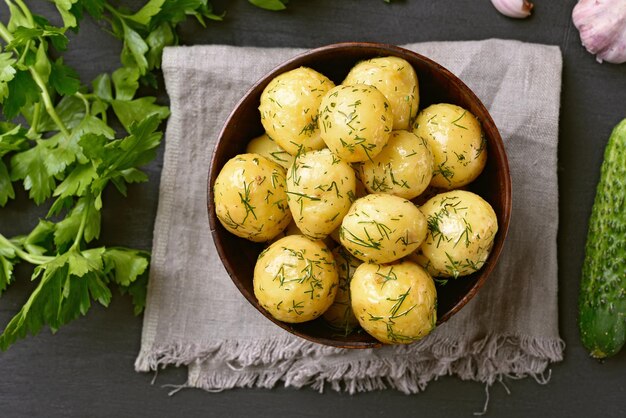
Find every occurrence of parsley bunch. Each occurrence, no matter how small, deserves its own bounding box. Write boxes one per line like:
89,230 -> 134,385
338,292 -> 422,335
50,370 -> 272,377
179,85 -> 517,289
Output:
0,0 -> 254,350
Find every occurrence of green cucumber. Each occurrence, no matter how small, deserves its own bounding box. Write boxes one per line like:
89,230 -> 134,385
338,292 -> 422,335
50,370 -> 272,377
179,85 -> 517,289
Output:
579,118 -> 626,359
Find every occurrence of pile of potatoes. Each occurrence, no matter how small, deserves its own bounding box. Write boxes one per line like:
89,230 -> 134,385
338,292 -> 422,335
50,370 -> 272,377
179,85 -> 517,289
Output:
213,56 -> 498,345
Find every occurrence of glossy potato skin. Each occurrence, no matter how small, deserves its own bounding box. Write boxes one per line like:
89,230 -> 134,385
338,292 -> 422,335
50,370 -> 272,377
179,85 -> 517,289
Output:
213,153 -> 291,242
286,149 -> 356,239
417,190 -> 498,278
343,56 -> 419,130
259,67 -> 335,155
340,194 -> 427,263
350,260 -> 437,344
413,103 -> 487,189
319,84 -> 393,162
246,133 -> 294,170
253,235 -> 338,323
356,130 -> 433,199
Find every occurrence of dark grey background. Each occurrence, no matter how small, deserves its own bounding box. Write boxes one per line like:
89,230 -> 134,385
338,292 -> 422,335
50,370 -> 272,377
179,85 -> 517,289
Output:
1,0 -> 626,416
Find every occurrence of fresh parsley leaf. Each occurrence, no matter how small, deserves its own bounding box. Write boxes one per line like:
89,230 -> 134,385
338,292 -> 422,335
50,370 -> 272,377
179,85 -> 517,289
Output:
0,123 -> 28,157
10,142 -> 56,205
50,58 -> 81,96
0,254 -> 15,295
103,248 -> 149,287
146,23 -> 174,69
80,0 -> 106,20
3,70 -> 40,120
0,51 -> 17,101
110,114 -> 163,170
0,159 -> 15,207
53,163 -> 97,198
110,97 -> 170,133
127,0 -> 167,26
120,23 -> 149,75
52,0 -> 80,28
112,66 -> 140,101
152,0 -> 224,27
249,0 -> 288,11
91,73 -> 112,101
110,168 -> 149,196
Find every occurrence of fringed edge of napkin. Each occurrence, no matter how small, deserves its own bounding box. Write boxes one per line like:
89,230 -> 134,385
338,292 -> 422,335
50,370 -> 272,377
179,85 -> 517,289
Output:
135,333 -> 565,394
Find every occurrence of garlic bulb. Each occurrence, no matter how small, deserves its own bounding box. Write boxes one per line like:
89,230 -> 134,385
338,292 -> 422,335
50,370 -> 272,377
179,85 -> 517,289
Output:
572,0 -> 626,64
490,0 -> 533,19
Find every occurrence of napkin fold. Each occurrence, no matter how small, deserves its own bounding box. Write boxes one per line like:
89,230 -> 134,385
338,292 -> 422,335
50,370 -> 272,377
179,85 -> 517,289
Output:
135,40 -> 565,394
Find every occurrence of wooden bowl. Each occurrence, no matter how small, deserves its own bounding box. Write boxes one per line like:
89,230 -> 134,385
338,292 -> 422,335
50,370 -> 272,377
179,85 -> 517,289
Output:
207,42 -> 511,348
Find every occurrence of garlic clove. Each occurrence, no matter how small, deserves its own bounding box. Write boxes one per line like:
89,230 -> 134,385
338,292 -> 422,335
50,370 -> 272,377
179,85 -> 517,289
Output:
572,0 -> 626,64
490,0 -> 533,19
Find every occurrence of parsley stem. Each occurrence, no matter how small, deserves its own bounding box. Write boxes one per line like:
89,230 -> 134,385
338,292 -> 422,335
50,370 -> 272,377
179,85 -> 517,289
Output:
26,102 -> 41,138
0,22 -> 12,44
75,92 -> 90,115
29,68 -> 70,136
71,202 -> 89,251
14,0 -> 36,27
17,40 -> 32,66
0,234 -> 52,265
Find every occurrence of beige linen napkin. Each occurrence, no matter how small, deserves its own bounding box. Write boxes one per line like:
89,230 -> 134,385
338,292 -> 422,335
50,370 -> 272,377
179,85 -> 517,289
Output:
135,40 -> 564,394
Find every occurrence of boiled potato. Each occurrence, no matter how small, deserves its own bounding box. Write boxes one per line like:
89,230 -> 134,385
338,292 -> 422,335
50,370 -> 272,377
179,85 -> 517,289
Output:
254,235 -> 338,323
319,84 -> 393,162
417,190 -> 498,278
259,67 -> 335,155
343,56 -> 419,130
340,194 -> 427,263
213,153 -> 291,242
246,132 -> 294,170
286,148 -> 356,239
350,260 -> 437,344
323,246 -> 362,333
356,130 -> 433,200
413,103 -> 487,189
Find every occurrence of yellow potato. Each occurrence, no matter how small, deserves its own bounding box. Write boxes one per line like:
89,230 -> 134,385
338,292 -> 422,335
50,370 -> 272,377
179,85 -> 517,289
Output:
356,130 -> 433,199
323,246 -> 362,333
253,235 -> 338,323
286,149 -> 356,239
413,103 -> 487,189
246,132 -> 294,170
343,56 -> 419,130
213,153 -> 291,242
319,84 -> 393,162
350,260 -> 437,344
259,67 -> 335,155
340,193 -> 427,263
417,190 -> 498,278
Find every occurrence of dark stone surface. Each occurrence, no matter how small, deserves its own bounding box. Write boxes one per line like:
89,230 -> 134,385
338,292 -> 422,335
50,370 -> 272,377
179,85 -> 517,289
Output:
1,0 -> 626,416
